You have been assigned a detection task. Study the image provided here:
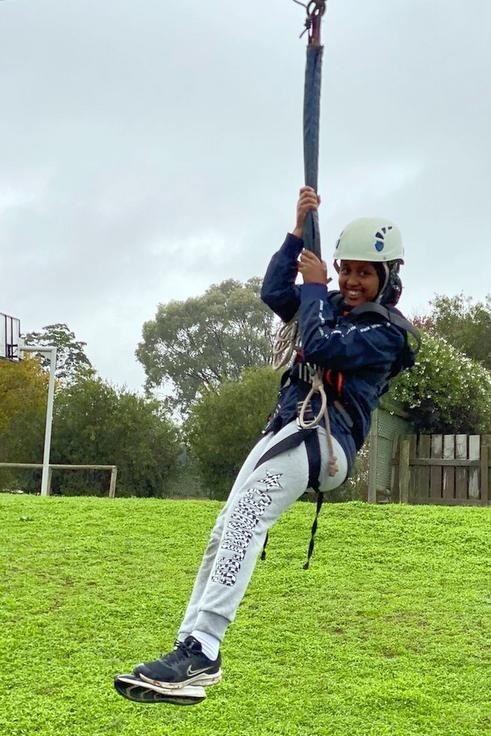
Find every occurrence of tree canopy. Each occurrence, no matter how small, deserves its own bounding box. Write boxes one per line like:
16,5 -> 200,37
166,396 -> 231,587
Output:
136,278 -> 275,414
22,323 -> 94,385
417,293 -> 491,370
0,357 -> 47,460
0,357 -> 47,489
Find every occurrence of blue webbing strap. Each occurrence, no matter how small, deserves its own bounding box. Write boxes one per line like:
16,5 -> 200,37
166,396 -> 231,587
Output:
302,43 -> 324,259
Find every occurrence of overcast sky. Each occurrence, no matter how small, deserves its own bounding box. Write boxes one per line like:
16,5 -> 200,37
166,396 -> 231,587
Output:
1,0 -> 490,392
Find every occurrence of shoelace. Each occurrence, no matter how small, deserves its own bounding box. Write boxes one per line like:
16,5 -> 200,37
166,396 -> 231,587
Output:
159,640 -> 191,665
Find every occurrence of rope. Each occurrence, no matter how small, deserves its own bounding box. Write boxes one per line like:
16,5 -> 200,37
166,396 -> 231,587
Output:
297,368 -> 338,477
271,317 -> 298,370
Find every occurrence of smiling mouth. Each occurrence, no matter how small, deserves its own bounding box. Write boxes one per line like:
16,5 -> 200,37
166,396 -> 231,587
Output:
345,290 -> 363,300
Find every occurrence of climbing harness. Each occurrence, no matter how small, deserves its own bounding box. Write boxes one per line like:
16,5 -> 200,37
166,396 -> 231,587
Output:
253,425 -> 323,569
297,367 -> 338,477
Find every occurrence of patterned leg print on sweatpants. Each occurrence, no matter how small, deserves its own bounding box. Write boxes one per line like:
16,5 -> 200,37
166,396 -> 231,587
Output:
178,421 -> 348,642
211,472 -> 282,587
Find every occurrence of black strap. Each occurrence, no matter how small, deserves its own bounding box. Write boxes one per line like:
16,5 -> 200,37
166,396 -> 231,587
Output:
303,491 -> 324,570
349,302 -> 421,347
330,292 -> 420,348
303,430 -> 323,569
304,429 -> 321,492
255,429 -> 314,562
253,429 -> 314,471
254,428 -> 324,567
260,531 -> 269,561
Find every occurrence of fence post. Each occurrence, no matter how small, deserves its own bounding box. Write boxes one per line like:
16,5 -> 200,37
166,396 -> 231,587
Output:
109,466 -> 118,498
399,438 -> 410,504
480,444 -> 489,506
367,410 -> 378,504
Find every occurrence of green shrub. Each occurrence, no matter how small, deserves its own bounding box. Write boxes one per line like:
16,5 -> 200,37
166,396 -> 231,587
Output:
51,378 -> 181,497
387,332 -> 491,433
185,366 -> 279,499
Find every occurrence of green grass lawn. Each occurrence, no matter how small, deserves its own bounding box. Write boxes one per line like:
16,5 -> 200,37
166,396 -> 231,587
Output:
1,495 -> 489,736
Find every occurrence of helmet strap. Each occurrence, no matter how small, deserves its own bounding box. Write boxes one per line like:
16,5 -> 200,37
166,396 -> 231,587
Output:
374,263 -> 390,303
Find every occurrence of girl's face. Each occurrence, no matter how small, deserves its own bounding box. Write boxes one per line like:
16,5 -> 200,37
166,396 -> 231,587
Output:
338,260 -> 380,306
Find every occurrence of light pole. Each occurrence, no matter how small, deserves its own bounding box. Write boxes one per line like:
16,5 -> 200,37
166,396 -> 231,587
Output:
19,343 -> 57,496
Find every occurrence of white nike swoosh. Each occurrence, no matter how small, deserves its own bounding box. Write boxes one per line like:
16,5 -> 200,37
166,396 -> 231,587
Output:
186,665 -> 210,677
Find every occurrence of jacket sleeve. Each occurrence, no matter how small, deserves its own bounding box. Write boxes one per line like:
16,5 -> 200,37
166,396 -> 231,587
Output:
260,233 -> 304,322
299,283 -> 406,369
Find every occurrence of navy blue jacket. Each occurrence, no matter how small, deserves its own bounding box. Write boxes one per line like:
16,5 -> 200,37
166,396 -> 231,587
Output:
261,233 -> 415,472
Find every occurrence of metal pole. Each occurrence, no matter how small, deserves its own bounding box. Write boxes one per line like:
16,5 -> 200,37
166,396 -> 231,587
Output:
40,347 -> 57,496
19,343 -> 57,497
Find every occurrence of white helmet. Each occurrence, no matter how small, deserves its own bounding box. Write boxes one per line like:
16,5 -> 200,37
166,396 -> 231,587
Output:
333,217 -> 404,263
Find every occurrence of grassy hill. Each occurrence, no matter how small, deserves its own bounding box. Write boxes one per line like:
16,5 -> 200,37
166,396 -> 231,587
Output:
0,495 -> 489,736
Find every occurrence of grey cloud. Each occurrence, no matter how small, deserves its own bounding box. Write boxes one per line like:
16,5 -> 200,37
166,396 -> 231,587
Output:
1,0 -> 490,390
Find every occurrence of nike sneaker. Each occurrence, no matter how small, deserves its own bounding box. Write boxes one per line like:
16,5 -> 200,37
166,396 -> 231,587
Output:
133,636 -> 222,690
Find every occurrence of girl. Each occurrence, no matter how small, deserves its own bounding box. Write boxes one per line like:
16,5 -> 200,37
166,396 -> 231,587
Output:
122,186 -> 418,698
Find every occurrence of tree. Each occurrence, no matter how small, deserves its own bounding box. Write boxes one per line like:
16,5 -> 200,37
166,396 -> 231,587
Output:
23,323 -> 94,384
136,278 -> 275,414
418,293 -> 491,370
51,377 -> 181,497
0,356 -> 47,489
185,366 -> 279,499
386,331 -> 491,434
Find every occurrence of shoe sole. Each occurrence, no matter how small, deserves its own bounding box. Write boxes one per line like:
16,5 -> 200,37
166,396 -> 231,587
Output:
138,668 -> 222,690
114,674 -> 206,705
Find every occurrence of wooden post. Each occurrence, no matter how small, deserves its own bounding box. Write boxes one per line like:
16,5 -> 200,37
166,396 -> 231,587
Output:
367,410 -> 378,504
109,466 -> 118,498
455,435 -> 468,501
399,438 -> 410,504
418,435 -> 431,500
443,435 -> 455,501
430,434 -> 443,501
47,467 -> 53,496
468,436 -> 481,499
480,445 -> 489,506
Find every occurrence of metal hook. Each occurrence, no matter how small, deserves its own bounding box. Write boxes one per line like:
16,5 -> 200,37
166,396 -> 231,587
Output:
292,0 -> 326,45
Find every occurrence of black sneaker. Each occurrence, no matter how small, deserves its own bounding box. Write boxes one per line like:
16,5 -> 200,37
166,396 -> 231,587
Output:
133,636 -> 222,690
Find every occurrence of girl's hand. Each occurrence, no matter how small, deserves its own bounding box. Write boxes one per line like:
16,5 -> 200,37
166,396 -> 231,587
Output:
298,249 -> 328,285
292,186 -> 321,239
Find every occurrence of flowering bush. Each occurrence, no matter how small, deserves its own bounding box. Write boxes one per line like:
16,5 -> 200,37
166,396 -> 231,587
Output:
385,332 -> 491,433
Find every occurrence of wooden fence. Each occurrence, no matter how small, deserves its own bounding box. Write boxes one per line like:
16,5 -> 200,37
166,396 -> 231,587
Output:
0,462 -> 118,497
394,434 -> 490,506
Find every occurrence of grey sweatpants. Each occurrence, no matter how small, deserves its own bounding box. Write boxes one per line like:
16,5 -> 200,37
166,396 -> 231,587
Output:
177,420 -> 348,643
